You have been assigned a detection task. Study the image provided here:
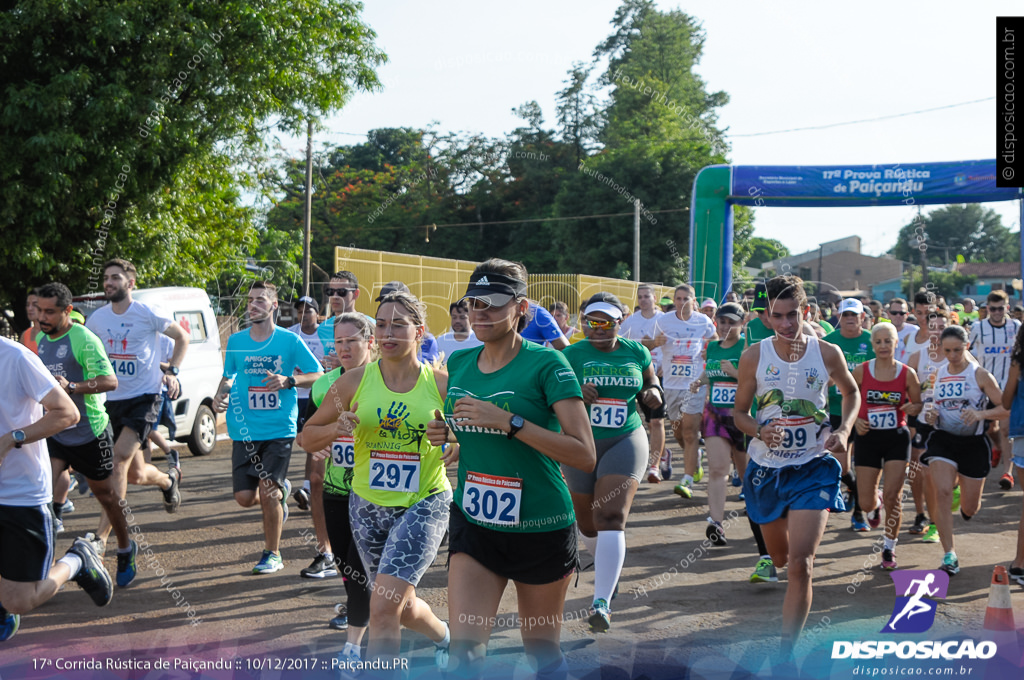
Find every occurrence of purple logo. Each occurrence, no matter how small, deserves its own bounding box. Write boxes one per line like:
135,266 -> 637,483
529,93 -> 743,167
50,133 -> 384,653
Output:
882,570 -> 949,634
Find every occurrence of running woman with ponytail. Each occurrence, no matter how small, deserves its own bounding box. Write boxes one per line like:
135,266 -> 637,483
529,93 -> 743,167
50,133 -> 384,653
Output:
428,259 -> 595,680
562,292 -> 661,633
921,325 -> 1008,576
303,291 -> 454,670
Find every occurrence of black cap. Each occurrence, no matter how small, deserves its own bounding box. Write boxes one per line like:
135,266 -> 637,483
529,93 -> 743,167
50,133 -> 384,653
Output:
716,302 -> 744,321
752,283 -> 768,312
294,296 -> 318,312
460,271 -> 528,308
375,281 -> 411,302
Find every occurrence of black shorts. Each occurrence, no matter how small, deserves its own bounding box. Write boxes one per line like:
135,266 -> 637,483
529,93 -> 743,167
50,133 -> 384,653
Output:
853,427 -> 911,467
636,389 -> 667,421
48,425 -> 116,481
0,503 -> 54,582
296,397 -> 310,433
920,430 -> 991,480
912,422 -> 934,449
158,391 -> 177,439
231,438 -> 293,493
106,394 -> 162,443
448,502 -> 579,585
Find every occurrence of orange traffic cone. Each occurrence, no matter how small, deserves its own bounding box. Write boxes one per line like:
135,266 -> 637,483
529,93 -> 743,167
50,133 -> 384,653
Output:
983,565 -> 1016,631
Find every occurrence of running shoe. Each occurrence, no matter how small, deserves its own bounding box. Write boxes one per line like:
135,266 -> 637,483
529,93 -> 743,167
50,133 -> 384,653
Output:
300,553 -> 338,579
73,471 -> 89,495
84,531 -> 106,557
162,467 -> 181,513
337,642 -> 361,676
67,538 -> 114,606
252,550 -> 284,574
750,558 -> 778,583
992,448 -> 1002,468
738,490 -> 745,501
867,490 -> 883,528
435,621 -> 450,671
950,485 -> 961,514
706,519 -> 727,546
0,607 -> 18,642
329,606 -> 349,630
673,480 -> 693,499
53,517 -> 65,534
659,451 -> 673,481
731,470 -> 742,487
61,499 -> 75,514
292,486 -> 310,511
694,459 -> 704,483
68,474 -> 79,494
115,540 -> 139,588
280,479 -> 291,524
588,599 -> 611,633
1000,474 -> 1015,491
1009,566 -> 1024,586
940,552 -> 960,576
645,466 -> 662,483
921,524 -> 939,543
908,513 -> 929,534
881,549 -> 898,571
851,515 -> 869,532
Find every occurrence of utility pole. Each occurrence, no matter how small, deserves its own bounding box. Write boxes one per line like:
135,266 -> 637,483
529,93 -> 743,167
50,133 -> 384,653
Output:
918,207 -> 929,288
302,119 -> 313,298
633,199 -> 640,282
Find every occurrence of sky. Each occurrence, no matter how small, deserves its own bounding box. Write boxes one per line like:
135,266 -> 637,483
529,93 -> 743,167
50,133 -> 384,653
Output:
283,0 -> 1022,262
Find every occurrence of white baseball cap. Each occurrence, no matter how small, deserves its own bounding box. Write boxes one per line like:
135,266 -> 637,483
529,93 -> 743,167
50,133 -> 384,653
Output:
838,298 -> 864,315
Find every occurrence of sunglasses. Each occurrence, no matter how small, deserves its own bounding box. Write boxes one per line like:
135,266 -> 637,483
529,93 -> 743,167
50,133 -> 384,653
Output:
889,311 -> 907,316
989,306 -> 1006,312
585,318 -> 618,329
325,287 -> 356,297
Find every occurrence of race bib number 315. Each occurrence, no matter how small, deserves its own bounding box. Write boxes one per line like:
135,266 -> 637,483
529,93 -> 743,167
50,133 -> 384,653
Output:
463,471 -> 522,526
590,398 -> 628,428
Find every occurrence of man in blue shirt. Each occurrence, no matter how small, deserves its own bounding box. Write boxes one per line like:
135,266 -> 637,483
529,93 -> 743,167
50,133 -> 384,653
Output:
521,301 -> 568,349
213,281 -> 323,574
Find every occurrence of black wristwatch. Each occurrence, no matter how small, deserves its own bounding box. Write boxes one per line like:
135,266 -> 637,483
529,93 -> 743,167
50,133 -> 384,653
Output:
67,382 -> 77,395
12,430 -> 26,449
507,414 -> 525,440
286,375 -> 297,389
165,365 -> 180,376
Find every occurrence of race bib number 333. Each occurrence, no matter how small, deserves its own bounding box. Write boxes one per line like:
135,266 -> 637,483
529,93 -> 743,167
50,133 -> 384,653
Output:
463,471 -> 522,526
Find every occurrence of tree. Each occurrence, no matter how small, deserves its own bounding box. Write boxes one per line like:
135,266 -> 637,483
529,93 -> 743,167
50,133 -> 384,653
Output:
555,63 -> 602,167
901,270 -> 976,302
887,204 -> 1017,265
0,0 -> 385,320
742,237 -> 790,269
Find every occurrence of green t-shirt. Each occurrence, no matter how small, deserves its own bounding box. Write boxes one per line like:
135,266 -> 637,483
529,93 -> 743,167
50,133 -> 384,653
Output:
705,339 -> 744,408
562,337 -> 651,439
445,340 -> 582,533
36,324 -> 114,445
744,316 -> 773,349
310,367 -> 352,497
818,320 -> 835,335
823,329 -> 874,415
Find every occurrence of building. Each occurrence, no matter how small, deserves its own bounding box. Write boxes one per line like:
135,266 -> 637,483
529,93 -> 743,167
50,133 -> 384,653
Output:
761,236 -> 902,301
952,262 -> 1022,302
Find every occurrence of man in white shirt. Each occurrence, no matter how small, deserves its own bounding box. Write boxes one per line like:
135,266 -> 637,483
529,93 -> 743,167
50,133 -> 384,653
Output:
435,300 -> 483,365
620,284 -> 669,482
887,298 -> 918,363
0,337 -> 113,642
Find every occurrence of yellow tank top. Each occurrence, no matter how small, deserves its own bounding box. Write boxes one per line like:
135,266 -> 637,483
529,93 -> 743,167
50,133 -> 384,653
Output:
351,361 -> 451,507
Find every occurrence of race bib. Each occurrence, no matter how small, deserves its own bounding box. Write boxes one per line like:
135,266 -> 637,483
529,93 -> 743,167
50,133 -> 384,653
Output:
590,398 -> 628,428
770,416 -> 816,458
248,386 -> 279,410
109,353 -> 138,377
936,378 -> 965,400
369,451 -> 420,493
710,382 -> 737,407
463,471 -> 522,526
867,405 -> 898,430
669,355 -> 695,379
331,435 -> 355,468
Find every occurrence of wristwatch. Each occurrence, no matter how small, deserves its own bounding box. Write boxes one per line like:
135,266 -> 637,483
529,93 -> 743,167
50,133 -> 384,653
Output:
12,430 -> 26,449
507,414 -> 525,440
67,382 -> 77,395
286,375 -> 297,389
165,365 -> 180,376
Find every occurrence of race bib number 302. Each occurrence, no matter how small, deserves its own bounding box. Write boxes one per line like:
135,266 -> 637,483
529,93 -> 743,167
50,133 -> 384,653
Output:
463,471 -> 522,526
590,398 -> 628,428
369,451 -> 420,493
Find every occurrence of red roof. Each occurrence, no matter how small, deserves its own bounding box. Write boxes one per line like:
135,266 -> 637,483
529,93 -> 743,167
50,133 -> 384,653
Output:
954,262 -> 1021,277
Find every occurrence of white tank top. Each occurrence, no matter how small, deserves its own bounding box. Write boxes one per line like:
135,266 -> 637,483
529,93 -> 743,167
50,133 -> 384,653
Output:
915,343 -> 948,403
903,330 -> 932,367
748,335 -> 832,468
934,363 -> 987,436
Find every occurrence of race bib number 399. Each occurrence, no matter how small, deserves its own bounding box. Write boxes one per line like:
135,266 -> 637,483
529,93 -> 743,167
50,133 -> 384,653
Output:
463,471 -> 522,526
369,451 -> 420,493
771,416 -> 816,458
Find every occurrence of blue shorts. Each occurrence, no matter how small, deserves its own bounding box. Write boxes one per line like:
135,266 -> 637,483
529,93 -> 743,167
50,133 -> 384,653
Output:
742,455 -> 845,525
1011,437 -> 1024,469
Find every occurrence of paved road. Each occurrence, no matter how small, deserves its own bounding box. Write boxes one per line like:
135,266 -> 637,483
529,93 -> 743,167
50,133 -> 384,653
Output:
3,436 -> 1024,679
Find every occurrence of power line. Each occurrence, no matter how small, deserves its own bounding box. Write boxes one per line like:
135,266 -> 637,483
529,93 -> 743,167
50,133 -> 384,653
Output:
731,97 -> 995,138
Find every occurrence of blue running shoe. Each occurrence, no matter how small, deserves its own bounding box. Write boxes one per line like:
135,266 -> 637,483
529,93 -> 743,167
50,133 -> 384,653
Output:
280,479 -> 291,524
252,550 -> 283,574
116,540 -> 138,588
588,599 -> 611,633
851,516 -> 869,532
0,606 -> 19,642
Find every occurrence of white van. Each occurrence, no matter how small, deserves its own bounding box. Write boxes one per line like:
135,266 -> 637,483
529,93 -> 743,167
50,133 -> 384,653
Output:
73,287 -> 222,456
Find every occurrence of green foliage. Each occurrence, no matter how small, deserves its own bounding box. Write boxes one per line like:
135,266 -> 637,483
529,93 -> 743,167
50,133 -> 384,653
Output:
742,237 -> 790,269
888,204 -> 1017,264
902,270 -> 977,301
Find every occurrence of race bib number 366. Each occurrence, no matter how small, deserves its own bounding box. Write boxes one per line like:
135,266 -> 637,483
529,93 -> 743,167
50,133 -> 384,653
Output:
463,471 -> 522,526
331,435 -> 355,468
369,451 -> 420,493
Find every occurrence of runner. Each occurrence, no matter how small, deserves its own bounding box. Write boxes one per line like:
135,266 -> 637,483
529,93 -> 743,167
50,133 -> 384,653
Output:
303,290 -> 453,668
144,333 -> 180,472
968,290 -> 1021,489
427,258 -> 594,679
651,284 -> 717,500
285,296 -> 335,579
34,283 -> 140,587
0,336 -> 112,642
435,300 -> 483,365
20,291 -> 41,354
743,283 -> 773,349
212,281 -> 323,574
850,322 -> 922,570
619,284 -> 669,483
887,298 -> 918,364
823,298 -> 874,531
734,274 -> 859,659
318,271 -> 364,371
86,259 -> 186,554
562,292 -> 660,632
921,325 -> 1008,576
1000,322 -> 1024,585
301,312 -> 375,666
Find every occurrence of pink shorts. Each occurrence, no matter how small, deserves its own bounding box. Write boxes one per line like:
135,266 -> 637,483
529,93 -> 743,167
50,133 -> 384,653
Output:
702,404 -> 747,452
